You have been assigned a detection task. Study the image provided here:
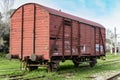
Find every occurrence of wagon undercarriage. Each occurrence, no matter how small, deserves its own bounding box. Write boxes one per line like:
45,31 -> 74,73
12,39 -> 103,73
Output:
22,55 -> 102,71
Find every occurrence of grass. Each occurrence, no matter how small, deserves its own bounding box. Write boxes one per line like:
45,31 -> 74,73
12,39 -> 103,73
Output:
0,53 -> 120,80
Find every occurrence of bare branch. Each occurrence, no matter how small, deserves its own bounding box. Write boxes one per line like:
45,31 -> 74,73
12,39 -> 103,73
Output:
0,0 -> 14,38
0,0 -> 14,23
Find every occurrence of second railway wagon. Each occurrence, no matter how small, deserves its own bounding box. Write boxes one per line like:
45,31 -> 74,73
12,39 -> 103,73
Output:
7,3 -> 106,71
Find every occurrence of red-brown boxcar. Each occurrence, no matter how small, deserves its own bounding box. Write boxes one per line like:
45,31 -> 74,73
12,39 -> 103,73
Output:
7,3 -> 106,71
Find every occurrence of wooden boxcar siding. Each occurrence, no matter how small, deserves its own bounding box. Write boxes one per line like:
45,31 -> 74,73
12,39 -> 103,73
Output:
95,28 -> 101,55
10,4 -> 50,60
50,15 -> 63,56
90,27 -> 95,55
23,4 -> 34,57
80,24 -> 95,55
10,3 -> 105,61
100,28 -> 106,54
72,21 -> 79,56
35,5 -> 50,60
49,14 -> 98,57
50,15 -> 80,56
10,7 -> 22,58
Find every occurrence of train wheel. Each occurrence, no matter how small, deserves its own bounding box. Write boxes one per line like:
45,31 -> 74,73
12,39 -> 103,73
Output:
48,61 -> 59,72
89,58 -> 97,67
72,60 -> 79,67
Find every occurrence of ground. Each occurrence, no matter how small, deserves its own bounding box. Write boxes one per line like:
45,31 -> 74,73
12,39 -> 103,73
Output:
0,53 -> 120,80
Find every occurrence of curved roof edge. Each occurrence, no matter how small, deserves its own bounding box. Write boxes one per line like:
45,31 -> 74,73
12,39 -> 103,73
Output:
11,3 -> 104,28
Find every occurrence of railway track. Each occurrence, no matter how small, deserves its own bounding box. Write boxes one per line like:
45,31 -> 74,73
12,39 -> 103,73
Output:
0,74 -> 24,80
0,69 -> 45,80
0,68 -> 21,72
97,59 -> 120,66
107,73 -> 120,80
2,75 -> 45,80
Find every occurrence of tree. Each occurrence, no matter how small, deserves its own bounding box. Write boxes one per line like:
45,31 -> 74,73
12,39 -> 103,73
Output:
106,29 -> 114,54
0,12 -> 1,22
0,0 -> 14,35
0,0 -> 14,53
0,0 -> 14,23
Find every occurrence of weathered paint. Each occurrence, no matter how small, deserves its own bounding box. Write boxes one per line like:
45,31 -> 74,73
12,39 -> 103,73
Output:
10,3 -> 106,61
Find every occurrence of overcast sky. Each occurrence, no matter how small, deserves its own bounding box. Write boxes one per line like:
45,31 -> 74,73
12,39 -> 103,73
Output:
1,0 -> 120,35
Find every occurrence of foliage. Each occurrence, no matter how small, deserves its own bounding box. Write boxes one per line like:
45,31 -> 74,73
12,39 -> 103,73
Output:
0,0 -> 15,53
0,22 -> 10,53
3,33 -> 9,53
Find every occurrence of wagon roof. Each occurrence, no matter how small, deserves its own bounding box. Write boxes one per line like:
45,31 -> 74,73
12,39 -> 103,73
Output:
42,6 -> 104,28
11,3 -> 104,28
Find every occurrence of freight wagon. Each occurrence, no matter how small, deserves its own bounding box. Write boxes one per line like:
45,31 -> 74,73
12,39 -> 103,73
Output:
7,3 -> 106,71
